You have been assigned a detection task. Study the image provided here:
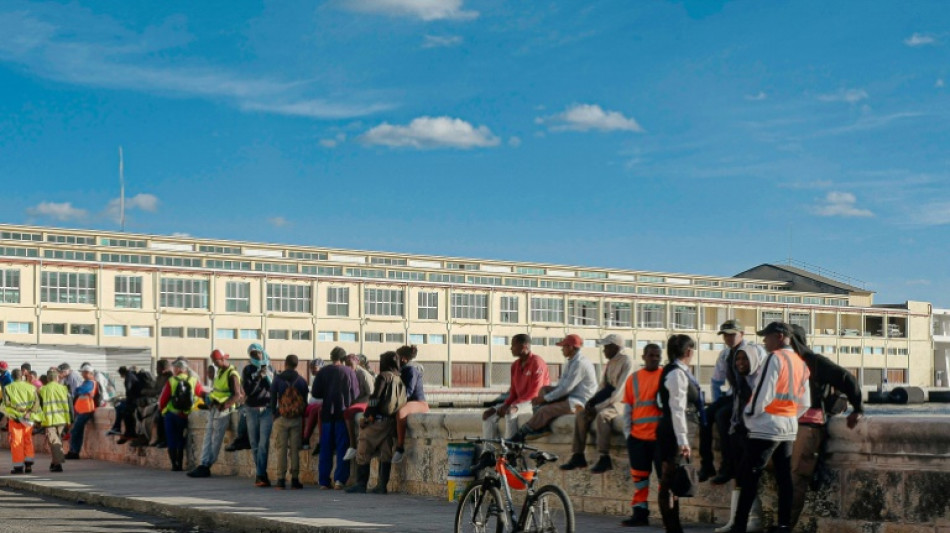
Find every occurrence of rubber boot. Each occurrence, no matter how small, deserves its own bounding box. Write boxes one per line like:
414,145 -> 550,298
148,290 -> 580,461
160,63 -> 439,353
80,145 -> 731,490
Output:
714,489 -> 740,533
370,462 -> 392,494
747,496 -> 763,532
345,463 -> 370,494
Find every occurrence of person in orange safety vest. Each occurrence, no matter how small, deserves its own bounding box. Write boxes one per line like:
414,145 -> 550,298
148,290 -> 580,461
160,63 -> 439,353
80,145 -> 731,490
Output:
619,343 -> 664,527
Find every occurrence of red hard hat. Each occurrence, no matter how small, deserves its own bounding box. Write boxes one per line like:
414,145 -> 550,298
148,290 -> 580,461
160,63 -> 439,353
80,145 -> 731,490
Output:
210,349 -> 228,361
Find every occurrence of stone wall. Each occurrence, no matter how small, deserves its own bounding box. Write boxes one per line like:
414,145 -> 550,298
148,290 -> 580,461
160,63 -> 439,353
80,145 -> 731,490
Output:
7,408 -> 950,532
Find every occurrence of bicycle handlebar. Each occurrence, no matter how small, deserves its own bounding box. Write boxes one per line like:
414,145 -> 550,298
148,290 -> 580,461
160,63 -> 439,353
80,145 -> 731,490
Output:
462,436 -> 539,452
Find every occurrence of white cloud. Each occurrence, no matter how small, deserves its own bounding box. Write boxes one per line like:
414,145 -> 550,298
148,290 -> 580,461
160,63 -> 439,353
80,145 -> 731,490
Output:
422,35 -> 463,48
907,202 -> 950,226
267,217 -> 290,227
812,191 -> 873,218
539,104 -> 644,133
508,136 -> 521,147
320,133 -> 347,148
0,4 -> 391,120
817,89 -> 868,104
26,201 -> 87,221
904,33 -> 937,47
937,79 -> 945,88
342,0 -> 478,21
105,193 -> 159,221
745,91 -> 767,101
360,116 -> 500,149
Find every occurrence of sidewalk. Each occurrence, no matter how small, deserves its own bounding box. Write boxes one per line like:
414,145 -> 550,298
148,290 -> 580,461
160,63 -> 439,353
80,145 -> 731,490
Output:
0,454 -> 718,532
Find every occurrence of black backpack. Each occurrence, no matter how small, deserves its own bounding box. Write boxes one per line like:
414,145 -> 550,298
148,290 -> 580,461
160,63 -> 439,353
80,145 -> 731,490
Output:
136,370 -> 155,394
171,378 -> 193,412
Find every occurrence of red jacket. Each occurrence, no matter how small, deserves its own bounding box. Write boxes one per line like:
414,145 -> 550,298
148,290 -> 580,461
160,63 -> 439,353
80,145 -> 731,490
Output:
504,353 -> 550,407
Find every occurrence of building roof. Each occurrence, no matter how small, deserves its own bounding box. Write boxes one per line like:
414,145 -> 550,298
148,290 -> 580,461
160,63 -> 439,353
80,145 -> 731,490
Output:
734,263 -> 872,295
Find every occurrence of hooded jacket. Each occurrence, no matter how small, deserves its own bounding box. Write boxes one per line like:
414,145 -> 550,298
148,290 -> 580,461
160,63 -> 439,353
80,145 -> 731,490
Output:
242,343 -> 273,408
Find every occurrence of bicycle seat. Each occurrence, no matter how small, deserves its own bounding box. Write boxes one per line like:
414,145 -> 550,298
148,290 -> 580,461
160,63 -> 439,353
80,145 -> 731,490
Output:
530,451 -> 558,464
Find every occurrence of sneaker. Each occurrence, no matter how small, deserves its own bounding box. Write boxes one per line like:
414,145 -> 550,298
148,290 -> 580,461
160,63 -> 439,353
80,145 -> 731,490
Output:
49,464 -> 63,473
589,455 -> 613,474
559,454 -> 588,471
186,465 -> 211,478
334,481 -> 345,490
106,429 -> 121,436
24,462 -> 33,474
64,452 -> 80,460
392,449 -> 405,464
343,447 -> 357,461
10,467 -> 24,475
291,478 -> 303,490
275,479 -> 286,490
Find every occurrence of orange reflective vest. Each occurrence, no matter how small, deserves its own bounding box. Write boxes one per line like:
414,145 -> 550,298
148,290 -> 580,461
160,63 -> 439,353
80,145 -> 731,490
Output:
623,368 -> 663,441
763,348 -> 809,417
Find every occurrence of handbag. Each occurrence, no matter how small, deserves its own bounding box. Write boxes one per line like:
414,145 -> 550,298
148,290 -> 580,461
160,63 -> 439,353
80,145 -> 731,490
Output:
671,456 -> 698,498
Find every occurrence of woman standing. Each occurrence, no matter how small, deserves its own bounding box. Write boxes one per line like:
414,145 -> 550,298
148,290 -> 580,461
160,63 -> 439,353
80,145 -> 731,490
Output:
656,334 -> 699,533
391,345 -> 429,464
159,359 -> 204,471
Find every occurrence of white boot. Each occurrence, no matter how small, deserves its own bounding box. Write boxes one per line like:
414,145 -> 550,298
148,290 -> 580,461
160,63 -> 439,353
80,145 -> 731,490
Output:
714,490 -> 739,533
746,496 -> 763,532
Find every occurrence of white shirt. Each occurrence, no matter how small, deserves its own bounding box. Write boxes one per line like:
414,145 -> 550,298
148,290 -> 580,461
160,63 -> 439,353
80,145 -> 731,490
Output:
664,359 -> 692,447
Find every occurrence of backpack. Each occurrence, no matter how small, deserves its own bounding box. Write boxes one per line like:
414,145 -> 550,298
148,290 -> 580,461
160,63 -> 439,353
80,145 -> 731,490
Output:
376,372 -> 407,416
136,370 -> 156,394
278,378 -> 305,418
171,377 -> 194,412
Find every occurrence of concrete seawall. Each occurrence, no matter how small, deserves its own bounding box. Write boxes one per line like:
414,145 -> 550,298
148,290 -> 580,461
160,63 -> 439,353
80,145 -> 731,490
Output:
6,408 -> 950,532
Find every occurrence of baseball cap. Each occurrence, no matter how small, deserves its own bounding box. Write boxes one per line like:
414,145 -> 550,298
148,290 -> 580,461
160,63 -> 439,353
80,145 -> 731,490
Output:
596,334 -> 624,347
210,349 -> 228,361
0,361 -> 8,371
555,334 -> 584,348
718,319 -> 743,335
757,321 -> 791,336
79,363 -> 95,373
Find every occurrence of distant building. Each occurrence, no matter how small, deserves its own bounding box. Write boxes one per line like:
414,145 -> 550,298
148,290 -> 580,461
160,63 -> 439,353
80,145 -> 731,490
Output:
0,224 -> 933,388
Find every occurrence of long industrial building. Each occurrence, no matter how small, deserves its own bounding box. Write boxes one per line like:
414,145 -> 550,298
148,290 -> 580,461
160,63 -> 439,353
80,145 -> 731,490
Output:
0,223 -> 933,389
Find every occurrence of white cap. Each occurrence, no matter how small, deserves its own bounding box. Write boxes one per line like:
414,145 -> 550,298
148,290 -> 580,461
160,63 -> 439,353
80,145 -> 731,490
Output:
596,334 -> 624,348
79,363 -> 95,373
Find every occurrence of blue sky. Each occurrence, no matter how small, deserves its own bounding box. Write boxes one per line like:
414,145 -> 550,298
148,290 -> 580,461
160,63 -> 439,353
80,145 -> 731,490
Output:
0,1 -> 948,305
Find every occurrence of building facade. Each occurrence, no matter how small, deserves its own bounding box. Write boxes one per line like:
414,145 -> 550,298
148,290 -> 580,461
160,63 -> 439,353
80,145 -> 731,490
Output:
0,224 -> 933,388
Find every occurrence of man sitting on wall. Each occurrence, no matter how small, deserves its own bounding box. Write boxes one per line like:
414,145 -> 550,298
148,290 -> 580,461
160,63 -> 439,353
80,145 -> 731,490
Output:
512,334 -> 598,442
482,334 -> 550,440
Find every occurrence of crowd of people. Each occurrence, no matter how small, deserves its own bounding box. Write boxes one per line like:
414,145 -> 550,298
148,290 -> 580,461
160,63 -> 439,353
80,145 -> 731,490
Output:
0,320 -> 863,531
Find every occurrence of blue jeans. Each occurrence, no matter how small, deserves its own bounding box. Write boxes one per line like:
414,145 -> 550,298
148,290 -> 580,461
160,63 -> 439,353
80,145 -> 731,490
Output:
318,420 -> 350,487
245,406 -> 273,477
69,413 -> 94,454
164,412 -> 189,451
199,408 -> 232,467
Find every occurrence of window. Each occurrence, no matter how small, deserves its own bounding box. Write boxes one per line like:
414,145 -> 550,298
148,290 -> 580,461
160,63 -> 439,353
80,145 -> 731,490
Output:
573,282 -> 604,292
216,328 -> 237,339
531,297 -> 564,323
364,288 -> 404,317
339,332 -> 358,342
670,288 -> 694,297
538,280 -> 572,290
129,326 -> 152,337
385,333 -> 405,343
47,234 -> 94,245
471,335 -> 488,345
428,273 -> 465,283
637,303 -> 666,329
235,329 -> 257,340
287,251 -> 327,260
268,329 -> 289,340
638,286 -> 666,295
672,306 -> 697,330
291,330 -> 311,340
418,292 -> 439,320
492,336 -> 509,345
0,246 -> 38,258
7,321 -> 32,334
605,284 -> 636,294
0,270 -> 20,303
365,332 -> 383,342
326,287 -> 349,316
429,334 -> 446,344
389,270 -> 426,281
160,278 -> 209,309
761,311 -> 784,327
187,327 -> 210,339
44,250 -> 96,261
1,231 -> 41,241
505,278 -> 538,288
516,267 -> 545,275
154,256 -> 202,267
531,337 -> 547,346
409,334 -> 426,344
69,324 -> 94,335
568,300 -> 599,326
41,271 -> 97,304
345,268 -> 385,278
101,238 -> 146,248
500,296 -> 519,323
267,283 -> 312,313
302,266 -> 342,276
370,257 -> 408,266
256,262 -> 298,273
452,334 -> 469,344
789,312 -> 811,334
161,327 -> 184,338
114,276 -> 143,309
605,302 -> 631,327
466,276 -> 502,286
42,323 -> 66,334
451,293 -> 488,320
199,245 -> 241,255
101,253 -> 151,264
225,282 -> 250,313
446,262 -> 478,271
206,260 -> 251,271
318,331 -> 336,342
103,325 -> 126,337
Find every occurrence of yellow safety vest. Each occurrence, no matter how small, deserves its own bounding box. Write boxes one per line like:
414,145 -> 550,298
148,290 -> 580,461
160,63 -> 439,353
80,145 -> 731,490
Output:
2,381 -> 40,422
209,365 -> 238,406
162,375 -> 198,416
38,382 -> 71,426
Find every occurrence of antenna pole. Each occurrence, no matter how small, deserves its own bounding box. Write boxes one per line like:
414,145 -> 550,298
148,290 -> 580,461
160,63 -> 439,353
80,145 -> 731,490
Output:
119,146 -> 125,232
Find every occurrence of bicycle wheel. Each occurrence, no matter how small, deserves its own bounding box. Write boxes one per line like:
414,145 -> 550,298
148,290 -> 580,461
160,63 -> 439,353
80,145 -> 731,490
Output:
522,484 -> 575,533
454,481 -> 507,533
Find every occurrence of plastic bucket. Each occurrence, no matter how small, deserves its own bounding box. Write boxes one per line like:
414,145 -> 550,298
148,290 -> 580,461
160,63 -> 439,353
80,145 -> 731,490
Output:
447,476 -> 474,502
447,442 -> 476,477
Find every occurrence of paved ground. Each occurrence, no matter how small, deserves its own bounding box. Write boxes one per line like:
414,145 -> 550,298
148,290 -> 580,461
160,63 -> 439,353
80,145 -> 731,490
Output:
0,454 -> 719,532
0,486 -> 215,532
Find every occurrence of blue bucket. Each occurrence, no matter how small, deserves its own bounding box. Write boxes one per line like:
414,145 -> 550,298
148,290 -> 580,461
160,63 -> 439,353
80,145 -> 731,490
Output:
447,442 -> 476,478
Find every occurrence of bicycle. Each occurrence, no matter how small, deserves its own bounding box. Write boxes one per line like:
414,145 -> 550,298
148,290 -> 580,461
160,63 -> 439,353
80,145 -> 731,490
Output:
453,436 -> 575,533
